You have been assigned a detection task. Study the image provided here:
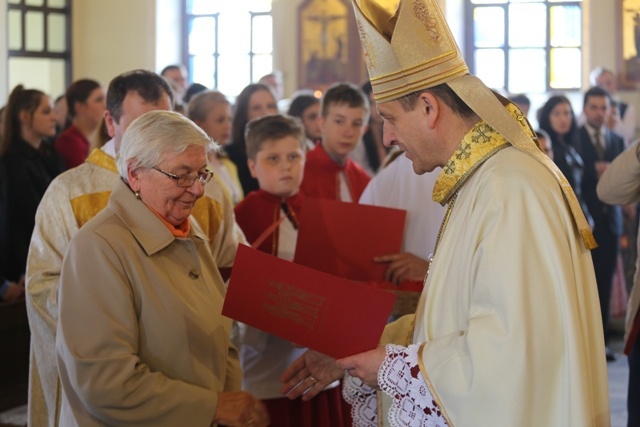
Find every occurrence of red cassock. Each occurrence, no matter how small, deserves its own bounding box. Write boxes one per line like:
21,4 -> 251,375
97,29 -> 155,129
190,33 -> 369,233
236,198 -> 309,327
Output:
300,144 -> 370,202
233,189 -> 352,427
234,189 -> 302,255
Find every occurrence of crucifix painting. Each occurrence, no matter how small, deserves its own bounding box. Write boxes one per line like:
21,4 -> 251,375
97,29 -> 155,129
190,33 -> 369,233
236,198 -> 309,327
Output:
619,0 -> 640,88
298,0 -> 363,91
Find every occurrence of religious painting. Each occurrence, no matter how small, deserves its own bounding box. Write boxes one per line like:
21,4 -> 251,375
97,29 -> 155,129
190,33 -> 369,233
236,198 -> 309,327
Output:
298,0 -> 364,92
619,0 -> 640,89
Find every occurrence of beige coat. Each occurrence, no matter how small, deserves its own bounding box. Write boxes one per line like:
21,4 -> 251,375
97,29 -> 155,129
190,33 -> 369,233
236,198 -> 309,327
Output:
56,178 -> 239,426
26,146 -> 244,427
597,141 -> 640,350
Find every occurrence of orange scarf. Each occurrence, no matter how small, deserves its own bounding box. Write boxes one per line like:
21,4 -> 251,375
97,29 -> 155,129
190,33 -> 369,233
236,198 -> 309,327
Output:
149,207 -> 190,238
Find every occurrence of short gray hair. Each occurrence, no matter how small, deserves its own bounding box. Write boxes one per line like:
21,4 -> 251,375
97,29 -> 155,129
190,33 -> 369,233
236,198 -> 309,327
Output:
589,66 -> 614,87
117,110 -> 218,181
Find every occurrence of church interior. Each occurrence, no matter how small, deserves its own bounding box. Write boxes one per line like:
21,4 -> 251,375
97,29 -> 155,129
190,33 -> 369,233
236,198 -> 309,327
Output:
0,0 -> 637,426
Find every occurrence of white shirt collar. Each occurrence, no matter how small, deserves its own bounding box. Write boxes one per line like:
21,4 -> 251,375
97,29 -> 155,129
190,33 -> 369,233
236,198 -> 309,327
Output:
101,138 -> 116,158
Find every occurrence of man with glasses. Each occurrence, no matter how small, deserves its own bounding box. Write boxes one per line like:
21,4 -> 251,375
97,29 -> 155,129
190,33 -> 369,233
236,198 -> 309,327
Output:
25,69 -> 245,427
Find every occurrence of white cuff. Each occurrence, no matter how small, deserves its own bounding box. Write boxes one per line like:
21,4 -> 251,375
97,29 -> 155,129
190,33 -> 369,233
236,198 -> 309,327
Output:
342,374 -> 378,427
378,344 -> 448,427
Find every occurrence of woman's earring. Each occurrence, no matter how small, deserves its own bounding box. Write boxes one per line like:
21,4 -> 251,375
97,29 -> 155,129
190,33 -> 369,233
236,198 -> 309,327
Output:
134,191 -> 141,200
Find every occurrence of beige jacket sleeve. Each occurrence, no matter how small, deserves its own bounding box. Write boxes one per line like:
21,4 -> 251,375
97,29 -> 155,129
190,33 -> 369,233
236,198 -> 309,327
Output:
597,140 -> 640,205
597,140 -> 640,349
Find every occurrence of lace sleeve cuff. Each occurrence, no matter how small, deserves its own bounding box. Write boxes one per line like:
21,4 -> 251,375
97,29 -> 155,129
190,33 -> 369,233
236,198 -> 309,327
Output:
378,344 -> 448,427
342,373 -> 378,427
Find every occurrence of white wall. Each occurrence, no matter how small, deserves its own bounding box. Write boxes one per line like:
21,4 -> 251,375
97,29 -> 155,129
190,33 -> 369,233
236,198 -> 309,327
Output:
71,0 -> 182,87
0,0 -> 8,103
155,0 -> 182,73
272,0 -> 303,99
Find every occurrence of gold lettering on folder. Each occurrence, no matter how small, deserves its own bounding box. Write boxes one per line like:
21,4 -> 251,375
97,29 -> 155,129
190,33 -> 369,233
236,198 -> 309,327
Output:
263,280 -> 327,331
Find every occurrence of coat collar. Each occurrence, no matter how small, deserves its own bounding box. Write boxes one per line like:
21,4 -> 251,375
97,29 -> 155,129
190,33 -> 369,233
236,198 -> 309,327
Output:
107,178 -> 206,256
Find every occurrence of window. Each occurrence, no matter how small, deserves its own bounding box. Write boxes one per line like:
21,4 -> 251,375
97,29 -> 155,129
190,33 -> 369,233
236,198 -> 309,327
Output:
7,0 -> 71,97
184,0 -> 273,97
465,0 -> 582,94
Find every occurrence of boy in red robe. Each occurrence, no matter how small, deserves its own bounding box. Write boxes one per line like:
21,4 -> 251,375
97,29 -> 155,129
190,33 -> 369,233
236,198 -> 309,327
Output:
233,114 -> 351,426
300,83 -> 371,201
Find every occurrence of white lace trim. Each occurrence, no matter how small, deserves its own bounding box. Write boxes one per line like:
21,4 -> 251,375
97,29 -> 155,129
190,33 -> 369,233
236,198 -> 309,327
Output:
342,374 -> 378,427
378,344 -> 448,427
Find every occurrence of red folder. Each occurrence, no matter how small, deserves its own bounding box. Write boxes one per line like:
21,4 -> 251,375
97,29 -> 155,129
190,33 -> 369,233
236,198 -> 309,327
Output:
222,244 -> 397,359
294,197 -> 406,282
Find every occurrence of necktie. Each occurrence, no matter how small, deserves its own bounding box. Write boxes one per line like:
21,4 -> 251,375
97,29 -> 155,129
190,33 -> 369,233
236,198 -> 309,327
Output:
594,129 -> 605,160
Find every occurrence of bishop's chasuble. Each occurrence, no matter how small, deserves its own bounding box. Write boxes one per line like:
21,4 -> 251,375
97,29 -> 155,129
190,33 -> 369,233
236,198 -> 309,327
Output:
368,106 -> 609,426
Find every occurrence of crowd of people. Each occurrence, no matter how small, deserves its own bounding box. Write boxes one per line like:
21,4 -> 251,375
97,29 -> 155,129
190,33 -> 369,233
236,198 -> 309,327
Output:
0,0 -> 639,425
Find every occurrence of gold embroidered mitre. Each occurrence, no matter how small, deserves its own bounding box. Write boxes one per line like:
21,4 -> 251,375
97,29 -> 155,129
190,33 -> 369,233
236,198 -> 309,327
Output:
351,0 -> 597,250
352,0 -> 468,103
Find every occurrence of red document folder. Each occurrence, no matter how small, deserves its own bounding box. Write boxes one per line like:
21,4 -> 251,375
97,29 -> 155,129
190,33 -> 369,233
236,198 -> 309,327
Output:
294,197 -> 407,282
222,244 -> 397,359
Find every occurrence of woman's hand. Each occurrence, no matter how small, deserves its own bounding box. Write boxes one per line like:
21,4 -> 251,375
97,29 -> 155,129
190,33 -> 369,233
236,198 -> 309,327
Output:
280,350 -> 343,401
213,391 -> 269,427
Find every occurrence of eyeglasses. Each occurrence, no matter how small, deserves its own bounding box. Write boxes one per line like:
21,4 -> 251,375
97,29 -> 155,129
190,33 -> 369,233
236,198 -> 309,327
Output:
152,167 -> 213,187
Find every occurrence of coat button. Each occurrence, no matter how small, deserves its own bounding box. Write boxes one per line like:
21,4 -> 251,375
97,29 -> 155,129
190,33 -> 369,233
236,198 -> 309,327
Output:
189,270 -> 200,279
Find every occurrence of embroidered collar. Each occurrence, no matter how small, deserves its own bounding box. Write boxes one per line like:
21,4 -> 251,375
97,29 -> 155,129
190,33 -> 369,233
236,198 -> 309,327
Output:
86,148 -> 118,173
432,119 -> 510,205
431,103 -> 537,205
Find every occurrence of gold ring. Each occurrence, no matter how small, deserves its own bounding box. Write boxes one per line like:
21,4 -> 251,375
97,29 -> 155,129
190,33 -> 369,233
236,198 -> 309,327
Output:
309,375 -> 317,384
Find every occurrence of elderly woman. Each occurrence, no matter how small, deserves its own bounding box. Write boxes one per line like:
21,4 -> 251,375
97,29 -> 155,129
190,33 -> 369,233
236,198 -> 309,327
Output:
55,111 -> 268,427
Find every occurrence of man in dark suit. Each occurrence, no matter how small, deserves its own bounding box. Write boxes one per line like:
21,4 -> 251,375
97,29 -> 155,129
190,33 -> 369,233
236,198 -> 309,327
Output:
579,86 -> 626,360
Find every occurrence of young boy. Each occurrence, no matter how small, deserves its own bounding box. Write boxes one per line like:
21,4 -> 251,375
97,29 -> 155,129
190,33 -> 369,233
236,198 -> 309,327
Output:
233,114 -> 350,427
300,82 -> 371,202
234,114 -> 305,259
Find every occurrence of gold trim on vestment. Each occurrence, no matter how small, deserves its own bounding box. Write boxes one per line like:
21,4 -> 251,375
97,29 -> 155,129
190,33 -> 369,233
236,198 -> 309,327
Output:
86,148 -> 118,173
71,193 -> 112,228
191,196 -> 223,243
447,76 -> 597,249
418,342 -> 455,426
70,150 -> 118,228
432,114 -> 512,205
352,0 -> 469,103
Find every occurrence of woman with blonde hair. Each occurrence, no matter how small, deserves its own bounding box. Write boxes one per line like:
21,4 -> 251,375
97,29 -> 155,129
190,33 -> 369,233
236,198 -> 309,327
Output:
188,90 -> 244,205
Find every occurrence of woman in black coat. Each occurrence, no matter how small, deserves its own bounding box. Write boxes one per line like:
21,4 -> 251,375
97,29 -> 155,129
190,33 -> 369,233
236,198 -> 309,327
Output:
0,85 -> 64,281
